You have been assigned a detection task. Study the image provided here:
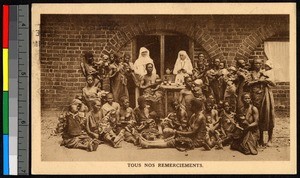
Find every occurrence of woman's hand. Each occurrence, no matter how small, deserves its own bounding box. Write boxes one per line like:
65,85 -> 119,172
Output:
93,133 -> 99,139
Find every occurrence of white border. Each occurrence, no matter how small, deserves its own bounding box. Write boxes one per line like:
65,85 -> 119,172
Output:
31,3 -> 297,174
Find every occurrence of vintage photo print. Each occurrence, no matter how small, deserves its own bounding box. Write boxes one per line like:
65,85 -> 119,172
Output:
31,3 -> 296,174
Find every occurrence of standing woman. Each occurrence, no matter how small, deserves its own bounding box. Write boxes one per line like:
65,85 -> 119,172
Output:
133,47 -> 157,77
109,53 -> 129,103
173,50 -> 193,85
247,58 -> 275,147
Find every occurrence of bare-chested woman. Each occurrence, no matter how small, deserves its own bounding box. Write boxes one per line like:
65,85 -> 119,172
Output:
231,93 -> 259,155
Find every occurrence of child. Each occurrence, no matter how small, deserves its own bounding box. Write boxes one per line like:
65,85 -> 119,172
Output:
101,93 -> 120,120
202,99 -> 222,149
219,101 -> 243,146
61,99 -> 99,152
133,96 -> 150,126
139,112 -> 161,141
98,109 -> 124,148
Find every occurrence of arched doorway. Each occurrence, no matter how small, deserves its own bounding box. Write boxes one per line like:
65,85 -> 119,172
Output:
133,32 -> 193,78
129,32 -> 194,108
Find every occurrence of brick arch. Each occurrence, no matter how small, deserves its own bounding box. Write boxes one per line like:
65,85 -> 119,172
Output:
236,23 -> 288,59
100,22 -> 223,59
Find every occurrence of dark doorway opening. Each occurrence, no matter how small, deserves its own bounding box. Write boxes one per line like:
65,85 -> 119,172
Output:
164,35 -> 190,73
135,35 -> 161,74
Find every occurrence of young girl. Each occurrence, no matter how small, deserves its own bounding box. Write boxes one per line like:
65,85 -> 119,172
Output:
178,76 -> 195,119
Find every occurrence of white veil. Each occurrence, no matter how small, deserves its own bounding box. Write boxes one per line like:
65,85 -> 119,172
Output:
133,47 -> 157,76
173,50 -> 193,75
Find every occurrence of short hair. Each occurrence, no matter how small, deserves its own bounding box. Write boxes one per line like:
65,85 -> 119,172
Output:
137,96 -> 146,106
146,63 -> 153,68
184,76 -> 192,83
91,99 -> 101,107
205,98 -> 214,106
214,58 -> 220,63
109,53 -> 117,59
191,98 -> 203,110
120,96 -> 129,103
223,101 -> 230,105
124,53 -> 131,58
86,74 -> 94,80
171,100 -> 179,109
84,51 -> 93,59
242,92 -> 251,100
106,93 -> 113,98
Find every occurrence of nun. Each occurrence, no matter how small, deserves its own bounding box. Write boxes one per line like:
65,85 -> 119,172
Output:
173,50 -> 193,84
133,47 -> 157,77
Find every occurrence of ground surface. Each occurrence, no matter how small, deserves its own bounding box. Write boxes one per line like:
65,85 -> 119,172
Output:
41,111 -> 290,161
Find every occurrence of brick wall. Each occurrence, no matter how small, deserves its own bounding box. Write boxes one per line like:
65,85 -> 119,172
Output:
273,82 -> 290,117
40,15 -> 289,114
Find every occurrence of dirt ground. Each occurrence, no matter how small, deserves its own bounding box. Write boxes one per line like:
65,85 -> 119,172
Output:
41,111 -> 290,161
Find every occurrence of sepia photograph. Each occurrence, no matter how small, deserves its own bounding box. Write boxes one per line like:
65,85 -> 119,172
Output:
31,3 -> 296,174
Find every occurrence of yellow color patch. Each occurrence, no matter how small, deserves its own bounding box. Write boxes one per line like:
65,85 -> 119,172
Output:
3,48 -> 8,91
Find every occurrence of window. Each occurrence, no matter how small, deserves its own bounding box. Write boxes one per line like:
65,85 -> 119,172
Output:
264,41 -> 289,82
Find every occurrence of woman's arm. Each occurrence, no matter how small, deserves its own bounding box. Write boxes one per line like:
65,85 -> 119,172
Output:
85,115 -> 99,139
176,115 -> 203,136
80,62 -> 87,77
178,90 -> 184,104
246,106 -> 259,129
82,88 -> 89,101
139,77 -> 148,89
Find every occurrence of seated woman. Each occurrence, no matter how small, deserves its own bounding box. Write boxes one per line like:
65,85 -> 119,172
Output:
85,99 -> 124,148
219,101 -> 243,146
139,98 -> 211,151
100,109 -> 125,148
117,96 -> 138,145
140,63 -> 164,118
82,75 -> 107,110
133,96 -> 150,127
86,99 -> 102,139
202,99 -> 223,149
173,50 -> 193,85
61,99 -> 99,152
231,93 -> 259,155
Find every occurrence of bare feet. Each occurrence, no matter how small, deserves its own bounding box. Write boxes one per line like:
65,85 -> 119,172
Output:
202,142 -> 211,151
266,141 -> 273,147
138,137 -> 149,148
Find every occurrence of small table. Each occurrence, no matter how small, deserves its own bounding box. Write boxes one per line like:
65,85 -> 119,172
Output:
161,83 -> 186,116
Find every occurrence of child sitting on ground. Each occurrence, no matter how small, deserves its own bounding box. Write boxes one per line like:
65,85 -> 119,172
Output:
61,99 -> 99,152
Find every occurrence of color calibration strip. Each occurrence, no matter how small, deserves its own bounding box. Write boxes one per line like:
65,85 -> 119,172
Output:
3,4 -> 10,175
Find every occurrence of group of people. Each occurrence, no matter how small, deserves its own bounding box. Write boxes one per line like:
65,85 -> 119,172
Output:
54,47 -> 276,155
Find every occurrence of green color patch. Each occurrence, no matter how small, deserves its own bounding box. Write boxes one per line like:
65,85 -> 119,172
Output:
3,92 -> 9,134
